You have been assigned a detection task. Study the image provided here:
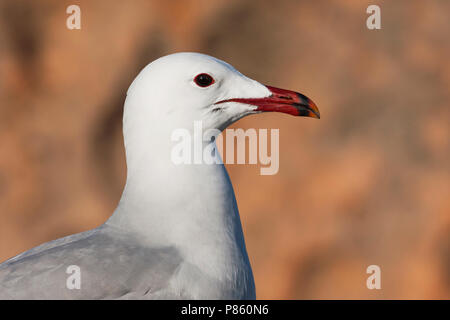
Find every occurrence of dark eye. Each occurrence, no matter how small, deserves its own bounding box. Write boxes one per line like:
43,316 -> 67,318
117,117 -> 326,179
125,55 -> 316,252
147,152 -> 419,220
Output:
194,73 -> 214,87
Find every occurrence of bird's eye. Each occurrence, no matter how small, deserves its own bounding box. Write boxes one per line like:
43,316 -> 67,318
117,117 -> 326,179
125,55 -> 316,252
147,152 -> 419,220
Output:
194,73 -> 214,87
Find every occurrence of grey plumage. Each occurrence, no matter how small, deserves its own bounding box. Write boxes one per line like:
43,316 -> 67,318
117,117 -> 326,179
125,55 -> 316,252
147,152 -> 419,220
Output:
0,225 -> 182,299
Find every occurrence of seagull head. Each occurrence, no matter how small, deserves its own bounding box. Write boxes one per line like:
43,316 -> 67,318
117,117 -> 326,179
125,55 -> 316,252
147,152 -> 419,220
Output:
125,52 -> 319,134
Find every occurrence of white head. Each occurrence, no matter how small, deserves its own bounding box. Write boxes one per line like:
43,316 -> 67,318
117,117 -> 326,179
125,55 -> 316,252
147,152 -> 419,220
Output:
112,53 -> 320,271
122,52 -> 319,172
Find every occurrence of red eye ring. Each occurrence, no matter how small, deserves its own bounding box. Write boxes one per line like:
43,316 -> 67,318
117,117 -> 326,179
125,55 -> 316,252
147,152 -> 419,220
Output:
194,73 -> 215,87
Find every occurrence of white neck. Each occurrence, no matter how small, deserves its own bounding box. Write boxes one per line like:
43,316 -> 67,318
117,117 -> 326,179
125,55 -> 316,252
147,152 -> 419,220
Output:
104,91 -> 255,298
106,130 -> 252,287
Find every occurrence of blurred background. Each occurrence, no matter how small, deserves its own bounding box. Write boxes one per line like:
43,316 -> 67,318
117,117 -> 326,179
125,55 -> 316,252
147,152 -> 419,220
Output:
0,0 -> 449,299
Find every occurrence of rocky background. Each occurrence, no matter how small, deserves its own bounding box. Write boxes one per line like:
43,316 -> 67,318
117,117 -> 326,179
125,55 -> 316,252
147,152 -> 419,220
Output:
0,0 -> 449,299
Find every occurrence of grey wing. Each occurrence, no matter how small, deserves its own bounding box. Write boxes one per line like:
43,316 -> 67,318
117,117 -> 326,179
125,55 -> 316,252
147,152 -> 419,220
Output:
0,225 -> 182,299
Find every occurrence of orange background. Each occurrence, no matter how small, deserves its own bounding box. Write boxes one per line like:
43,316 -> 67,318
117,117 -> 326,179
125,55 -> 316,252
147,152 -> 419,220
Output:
0,0 -> 449,299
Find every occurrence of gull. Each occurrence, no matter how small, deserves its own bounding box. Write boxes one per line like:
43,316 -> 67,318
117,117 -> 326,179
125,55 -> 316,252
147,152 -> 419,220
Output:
0,52 -> 319,299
